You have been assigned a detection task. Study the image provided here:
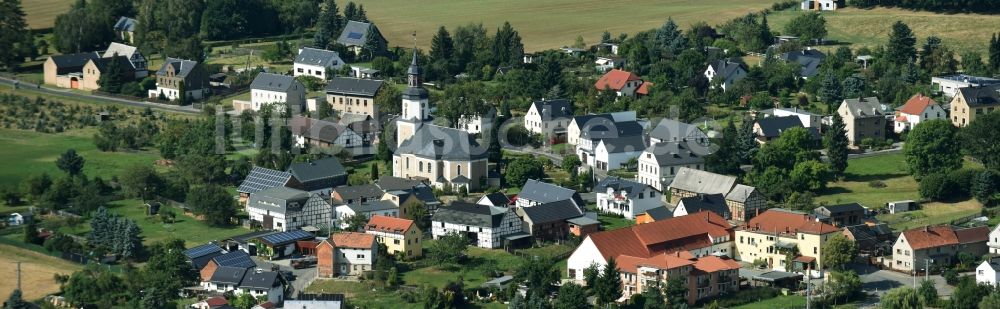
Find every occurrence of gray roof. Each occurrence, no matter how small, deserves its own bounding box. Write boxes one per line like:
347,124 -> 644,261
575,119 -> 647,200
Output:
519,199 -> 584,224
343,200 -> 398,213
332,184 -> 384,202
210,266 -> 249,285
677,194 -> 730,219
295,47 -> 341,67
250,187 -> 310,211
566,216 -> 600,226
755,116 -> 805,138
259,230 -> 315,247
481,192 -> 511,206
114,16 -> 137,32
817,203 -> 865,214
324,77 -> 384,97
519,179 -> 584,206
709,59 -> 746,83
251,73 -> 302,93
237,167 -> 294,194
239,270 -> 282,289
431,202 -> 509,228
579,119 -> 644,140
842,97 -> 887,118
668,167 -> 737,195
595,176 -> 649,199
649,119 -> 709,143
337,21 -> 377,46
287,157 -> 347,183
395,125 -> 486,160
157,58 -> 200,78
290,116 -> 354,144
644,206 -> 674,221
49,52 -> 100,69
598,135 -> 647,154
957,84 -> 1000,107
102,42 -> 139,59
376,176 -> 427,192
779,49 -> 825,78
725,184 -> 758,203
228,231 -> 278,244
644,141 -> 703,167
530,99 -> 573,120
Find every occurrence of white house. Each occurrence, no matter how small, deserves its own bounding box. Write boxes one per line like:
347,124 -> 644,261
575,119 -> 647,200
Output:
594,69 -> 643,97
566,112 -> 637,146
334,200 -> 399,229
235,269 -> 285,304
672,194 -> 731,219
705,59 -> 746,92
430,202 -> 521,249
648,119 -> 710,145
931,74 -> 1000,98
7,213 -> 31,226
294,47 -> 344,80
234,73 -> 306,113
595,57 -> 624,72
524,99 -> 572,136
977,260 -> 1000,287
594,176 -> 663,219
759,107 -> 822,128
575,119 -> 644,169
800,0 -> 837,10
461,107 -> 495,135
246,187 -> 332,232
592,136 -> 646,171
102,42 -> 147,78
989,223 -> 1000,254
516,179 -> 585,209
894,93 -> 946,133
317,232 -> 378,277
290,116 -> 364,149
637,141 -> 704,192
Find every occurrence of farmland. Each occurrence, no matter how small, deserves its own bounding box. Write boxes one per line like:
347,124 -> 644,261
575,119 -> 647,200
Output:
22,0 -> 70,30
0,244 -> 83,300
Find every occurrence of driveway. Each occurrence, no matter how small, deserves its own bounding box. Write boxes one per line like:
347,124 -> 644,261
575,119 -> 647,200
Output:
254,257 -> 318,298
0,76 -> 200,115
850,263 -> 954,298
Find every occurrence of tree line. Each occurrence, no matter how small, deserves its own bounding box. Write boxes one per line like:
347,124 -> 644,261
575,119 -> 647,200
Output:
848,0 -> 1000,14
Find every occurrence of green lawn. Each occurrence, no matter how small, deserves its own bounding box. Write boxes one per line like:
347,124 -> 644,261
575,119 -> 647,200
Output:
56,199 -> 249,246
0,128 -> 161,188
732,295 -> 807,309
815,153 -> 917,209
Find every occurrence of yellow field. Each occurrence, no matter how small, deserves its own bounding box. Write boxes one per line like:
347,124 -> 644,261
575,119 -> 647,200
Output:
23,0 -> 71,30
0,244 -> 82,300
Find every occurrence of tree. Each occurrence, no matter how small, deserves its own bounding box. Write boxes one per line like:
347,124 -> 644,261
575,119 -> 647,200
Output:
706,121 -> 742,175
0,0 -> 33,71
823,234 -> 859,270
991,33 -> 1000,74
232,292 -> 257,309
790,160 -> 831,191
21,173 -> 52,201
505,156 -> 545,188
824,114 -> 849,176
120,164 -> 161,200
818,72 -> 842,108
370,162 -> 379,181
664,277 -> 688,308
98,53 -> 127,93
980,292 -> 1000,309
783,12 -> 827,43
22,219 -> 40,245
842,75 -> 866,99
959,112 -> 1000,171
886,21 -> 917,65
375,84 -> 402,117
641,286 -> 665,309
53,0 -> 115,54
595,257 -> 623,306
561,156 -> 582,173
827,270 -> 862,304
904,120 -> 960,179
4,289 -> 29,309
655,18 -> 687,56
313,0 -> 343,48
583,264 -> 600,289
430,26 -> 455,76
185,185 -> 236,226
737,119 -> 759,164
949,276 -> 991,309
342,214 -> 368,232
140,239 -> 198,307
917,279 -> 937,307
57,149 -> 86,176
428,232 -> 468,265
972,170 -> 998,205
516,256 -> 559,295
553,283 -> 588,309
880,287 -> 921,309
491,22 -> 524,67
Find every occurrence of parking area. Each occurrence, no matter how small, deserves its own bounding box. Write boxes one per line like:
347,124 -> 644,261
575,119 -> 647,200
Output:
850,263 -> 954,297
253,256 -> 318,298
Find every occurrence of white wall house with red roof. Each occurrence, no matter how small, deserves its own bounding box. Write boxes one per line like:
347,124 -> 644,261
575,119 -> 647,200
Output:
891,225 -> 989,272
894,93 -> 946,133
595,69 -> 647,98
734,208 -> 840,276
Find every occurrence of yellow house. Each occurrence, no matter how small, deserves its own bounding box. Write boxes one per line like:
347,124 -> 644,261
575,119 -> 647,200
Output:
364,215 -> 422,258
734,209 -> 840,274
949,84 -> 1000,127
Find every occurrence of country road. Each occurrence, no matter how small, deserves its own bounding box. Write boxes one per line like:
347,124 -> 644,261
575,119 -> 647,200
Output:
0,76 -> 200,115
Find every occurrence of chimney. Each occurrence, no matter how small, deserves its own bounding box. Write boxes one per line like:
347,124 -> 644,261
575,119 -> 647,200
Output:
924,225 -> 929,232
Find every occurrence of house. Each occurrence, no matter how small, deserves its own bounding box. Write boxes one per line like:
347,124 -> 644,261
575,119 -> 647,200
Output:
617,253 -> 742,304
192,296 -> 228,309
294,47 -> 344,80
258,230 -> 316,259
595,57 -> 624,72
778,49 -> 825,79
566,112 -> 638,146
284,294 -> 344,309
393,53 -> 489,191
635,206 -> 673,224
376,176 -> 441,212
801,0 -> 837,10
843,224 -> 894,255
334,200 -> 399,229
317,232 -> 378,277
891,225 -> 989,272
637,141 -> 704,191
597,42 -> 620,55
338,113 -> 380,146
286,157 -> 348,196
203,266 -> 248,292
43,52 -> 100,88
477,192 -> 511,207
364,215 -> 423,258
331,184 -> 384,206
593,136 -> 647,171
838,97 -> 888,146
989,223 -> 1000,254
594,69 -> 644,98
199,250 -> 256,282
575,118 -> 644,169
758,107 -> 822,128
705,59 -> 747,91
79,56 -> 136,91
113,17 -> 137,43
336,20 -> 386,55
725,184 -> 767,223
567,216 -> 601,238
894,93 -> 946,133
220,231 -> 279,256
931,74 -> 1000,98
322,78 -> 384,118
102,42 -> 147,78
813,203 -> 866,227
515,200 -> 585,241
247,187 -> 332,232
430,201 -> 522,249
734,209 -> 840,273
7,213 -> 31,226
524,98 -> 573,138
887,200 -> 916,214
648,119 -> 710,145
236,269 -> 286,304
977,260 -> 1000,287
949,84 -> 1000,127
353,67 -> 379,79
560,47 -> 586,56
148,58 -> 210,101
668,168 -> 766,222
460,107 -> 496,135
566,211 -> 734,281
595,176 -> 662,219
290,116 -> 364,150
673,194 -> 730,220
516,179 -> 585,209
236,167 -> 299,206
232,73 -> 306,113
753,116 -> 812,144
184,243 -> 225,270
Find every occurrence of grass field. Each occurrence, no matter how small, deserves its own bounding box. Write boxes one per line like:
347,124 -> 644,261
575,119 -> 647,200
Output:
56,199 -> 249,245
22,0 -> 70,29
0,244 -> 83,300
732,295 -> 807,309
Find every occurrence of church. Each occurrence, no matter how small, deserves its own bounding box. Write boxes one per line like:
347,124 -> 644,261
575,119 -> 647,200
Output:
392,50 -> 489,191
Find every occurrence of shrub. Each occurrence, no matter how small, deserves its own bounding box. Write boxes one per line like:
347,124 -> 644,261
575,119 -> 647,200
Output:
946,168 -> 980,198
868,180 -> 887,188
919,173 -> 957,200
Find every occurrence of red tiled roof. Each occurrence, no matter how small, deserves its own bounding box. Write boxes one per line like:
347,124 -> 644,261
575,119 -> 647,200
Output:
692,255 -> 741,273
793,256 -> 816,263
329,232 -> 376,249
955,226 -> 989,244
637,82 -> 653,95
903,225 -> 989,250
297,240 -> 319,249
743,209 -> 839,235
595,69 -> 641,91
205,296 -> 228,307
896,115 -> 908,122
899,93 -> 937,115
365,215 -> 414,235
637,252 -> 696,270
257,301 -> 276,309
587,211 -> 732,260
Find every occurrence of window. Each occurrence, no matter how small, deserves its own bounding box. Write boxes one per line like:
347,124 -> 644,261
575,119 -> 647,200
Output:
394,239 -> 400,244
297,68 -> 304,73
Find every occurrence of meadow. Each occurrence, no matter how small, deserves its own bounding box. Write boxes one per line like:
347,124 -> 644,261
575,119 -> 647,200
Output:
0,244 -> 83,300
54,199 -> 250,245
22,0 -> 70,29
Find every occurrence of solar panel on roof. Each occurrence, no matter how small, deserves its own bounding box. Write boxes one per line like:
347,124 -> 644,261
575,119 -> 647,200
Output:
237,167 -> 292,193
184,243 -> 222,258
347,32 -> 363,39
213,251 -> 256,268
261,230 -> 313,245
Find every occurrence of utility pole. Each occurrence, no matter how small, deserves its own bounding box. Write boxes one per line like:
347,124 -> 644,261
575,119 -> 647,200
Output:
15,261 -> 21,291
805,265 -> 811,309
925,259 -> 932,283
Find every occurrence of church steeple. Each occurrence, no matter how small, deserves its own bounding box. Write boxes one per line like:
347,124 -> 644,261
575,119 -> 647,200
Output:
407,47 -> 422,88
398,32 -> 431,138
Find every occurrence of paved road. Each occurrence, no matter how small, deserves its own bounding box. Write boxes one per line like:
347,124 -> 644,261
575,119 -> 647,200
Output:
0,76 -> 200,115
848,263 -> 955,307
254,256 -> 317,298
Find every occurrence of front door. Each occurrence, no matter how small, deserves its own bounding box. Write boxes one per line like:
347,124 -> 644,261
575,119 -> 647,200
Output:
70,78 -> 79,89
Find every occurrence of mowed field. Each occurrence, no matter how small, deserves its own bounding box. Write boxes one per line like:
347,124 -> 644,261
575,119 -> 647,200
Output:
0,244 -> 83,300
355,0 -> 778,51
22,0 -> 71,30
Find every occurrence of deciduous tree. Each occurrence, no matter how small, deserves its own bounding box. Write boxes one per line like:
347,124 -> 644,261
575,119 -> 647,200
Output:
904,120 -> 960,179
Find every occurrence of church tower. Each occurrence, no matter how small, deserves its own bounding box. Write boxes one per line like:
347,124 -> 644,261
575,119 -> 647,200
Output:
396,42 -> 430,147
